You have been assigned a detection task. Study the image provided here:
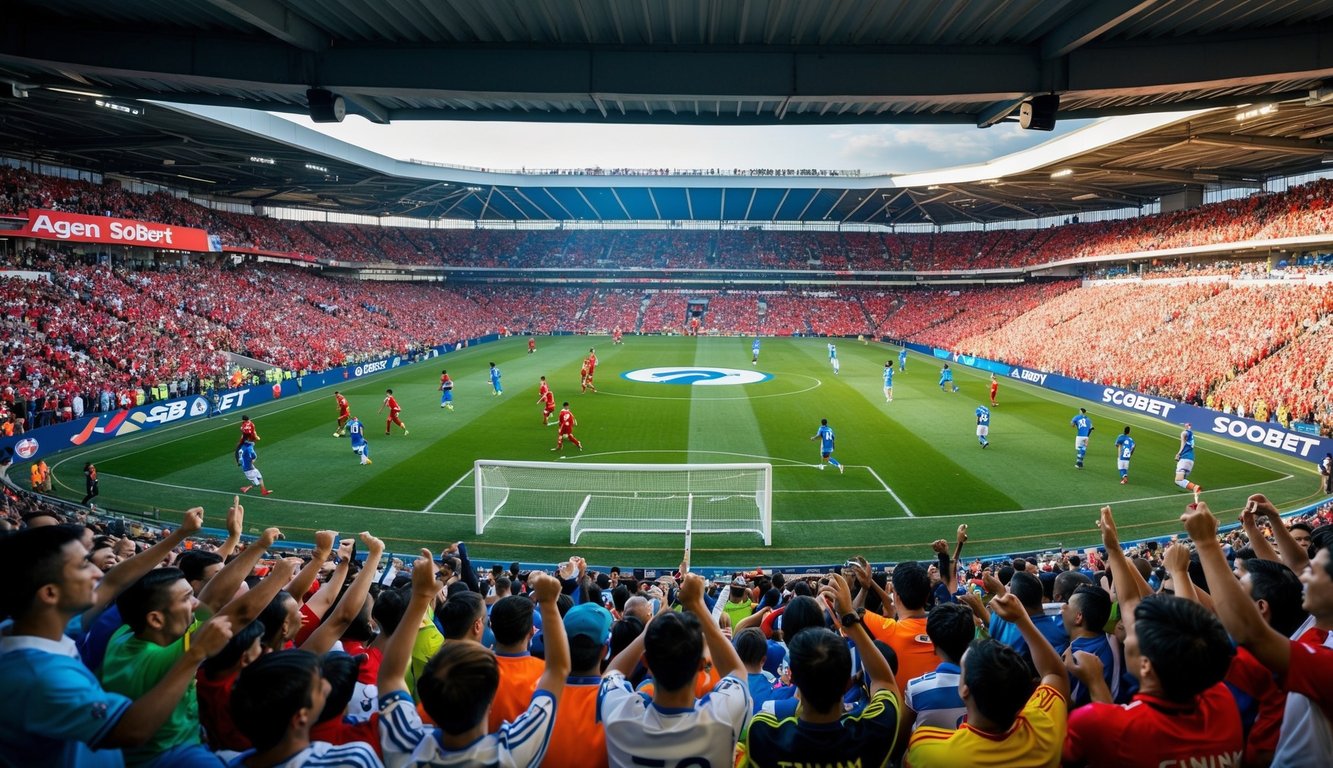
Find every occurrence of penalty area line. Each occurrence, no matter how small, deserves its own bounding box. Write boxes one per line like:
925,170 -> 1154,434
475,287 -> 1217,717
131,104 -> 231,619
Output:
866,466 -> 914,518
424,469 -> 474,513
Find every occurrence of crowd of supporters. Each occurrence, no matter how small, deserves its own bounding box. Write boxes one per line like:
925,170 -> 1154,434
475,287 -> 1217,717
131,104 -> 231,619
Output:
12,167 -> 1333,272
4,464 -> 1333,767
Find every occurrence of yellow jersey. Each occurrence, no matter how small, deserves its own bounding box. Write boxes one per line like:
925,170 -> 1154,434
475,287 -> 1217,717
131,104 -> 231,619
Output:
907,683 -> 1066,768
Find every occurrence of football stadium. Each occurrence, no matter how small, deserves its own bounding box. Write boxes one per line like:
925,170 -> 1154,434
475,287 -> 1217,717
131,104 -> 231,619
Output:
3,2 -> 1333,766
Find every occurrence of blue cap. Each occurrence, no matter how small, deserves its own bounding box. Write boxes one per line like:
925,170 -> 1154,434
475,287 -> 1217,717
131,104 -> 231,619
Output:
564,603 -> 613,643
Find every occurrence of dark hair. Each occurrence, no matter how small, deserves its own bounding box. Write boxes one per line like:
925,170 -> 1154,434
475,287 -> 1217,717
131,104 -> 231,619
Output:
257,591 -> 297,647
439,591 -> 485,640
780,595 -> 827,641
733,627 -> 768,666
609,615 -> 644,661
419,643 -> 499,734
788,628 -> 851,713
231,650 -> 321,751
642,611 -> 703,693
963,638 -> 1034,730
116,568 -> 186,634
611,584 -> 632,613
178,550 -> 223,585
790,580 -> 814,598
1068,554 -> 1082,568
201,619 -> 266,677
927,603 -> 976,664
874,639 -> 899,676
892,561 -> 932,610
318,652 -> 365,724
489,595 -> 534,647
997,565 -> 1015,586
372,586 -> 410,636
1008,572 -> 1044,611
0,525 -> 82,619
1243,558 -> 1307,637
569,633 -> 606,674
1133,596 -> 1234,702
1052,570 -> 1092,603
1069,586 -> 1112,632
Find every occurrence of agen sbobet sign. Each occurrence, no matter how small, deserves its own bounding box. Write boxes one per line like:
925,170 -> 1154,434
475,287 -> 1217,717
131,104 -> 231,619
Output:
16,209 -> 220,252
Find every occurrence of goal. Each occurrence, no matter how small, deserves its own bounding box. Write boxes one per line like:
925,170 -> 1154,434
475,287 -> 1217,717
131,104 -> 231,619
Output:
474,460 -> 772,545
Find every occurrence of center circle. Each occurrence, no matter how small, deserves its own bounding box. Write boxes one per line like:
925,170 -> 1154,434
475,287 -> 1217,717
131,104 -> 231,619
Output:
620,366 -> 774,386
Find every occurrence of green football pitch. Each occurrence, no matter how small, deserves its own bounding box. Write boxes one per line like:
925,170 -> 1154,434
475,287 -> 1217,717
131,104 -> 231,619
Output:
45,336 -> 1322,566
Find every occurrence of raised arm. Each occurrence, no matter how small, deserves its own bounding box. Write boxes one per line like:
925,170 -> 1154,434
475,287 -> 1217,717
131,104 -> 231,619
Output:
530,573 -> 570,701
215,498 -> 243,559
215,557 -> 299,627
1253,494 -> 1311,574
1161,543 -> 1201,605
1239,504 -> 1280,563
379,549 -> 438,695
1183,503 -> 1292,675
197,526 -> 282,615
1098,506 -> 1147,631
682,573 -> 746,680
990,592 -> 1069,698
302,538 -> 354,621
823,573 -> 896,694
285,530 -> 337,606
85,507 -> 204,626
951,524 -> 969,576
301,533 -> 385,655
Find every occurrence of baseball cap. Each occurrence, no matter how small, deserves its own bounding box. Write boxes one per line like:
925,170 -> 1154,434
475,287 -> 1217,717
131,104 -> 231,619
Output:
564,603 -> 613,643
731,577 -> 748,588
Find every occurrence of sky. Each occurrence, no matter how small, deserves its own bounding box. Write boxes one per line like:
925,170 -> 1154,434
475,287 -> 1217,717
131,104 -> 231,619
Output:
271,113 -> 1095,174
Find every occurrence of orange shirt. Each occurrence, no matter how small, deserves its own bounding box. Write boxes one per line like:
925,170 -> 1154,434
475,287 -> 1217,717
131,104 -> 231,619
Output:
488,652 -> 545,732
863,611 -> 936,697
543,677 -> 607,768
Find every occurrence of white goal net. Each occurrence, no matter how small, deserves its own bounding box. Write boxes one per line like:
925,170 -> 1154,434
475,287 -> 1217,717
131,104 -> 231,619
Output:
474,460 -> 772,545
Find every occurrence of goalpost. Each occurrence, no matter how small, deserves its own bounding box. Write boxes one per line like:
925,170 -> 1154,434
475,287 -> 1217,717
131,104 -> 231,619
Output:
474,460 -> 772,545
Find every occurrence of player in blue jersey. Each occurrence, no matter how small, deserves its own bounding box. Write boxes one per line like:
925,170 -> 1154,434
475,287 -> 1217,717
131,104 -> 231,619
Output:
347,415 -> 372,465
236,441 -> 272,496
752,337 -> 761,365
810,418 -> 844,473
1071,408 -> 1094,469
489,362 -> 503,395
1174,422 -> 1203,494
975,405 -> 991,448
899,347 -> 908,373
882,361 -> 895,403
1114,426 -> 1134,484
828,343 -> 840,375
938,364 -> 958,393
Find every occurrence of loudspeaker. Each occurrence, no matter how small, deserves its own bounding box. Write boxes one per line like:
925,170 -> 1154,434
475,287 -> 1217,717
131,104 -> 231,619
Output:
307,88 -> 345,123
1019,94 -> 1059,131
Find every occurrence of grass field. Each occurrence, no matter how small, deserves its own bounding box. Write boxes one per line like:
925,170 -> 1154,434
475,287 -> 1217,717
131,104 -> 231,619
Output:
45,336 -> 1324,566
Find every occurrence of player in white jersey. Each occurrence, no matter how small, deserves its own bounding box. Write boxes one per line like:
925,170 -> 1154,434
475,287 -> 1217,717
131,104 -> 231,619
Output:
599,573 -> 751,768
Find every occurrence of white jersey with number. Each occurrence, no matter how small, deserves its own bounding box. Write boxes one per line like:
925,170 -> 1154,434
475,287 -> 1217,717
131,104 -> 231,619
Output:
379,689 -> 555,768
598,671 -> 751,768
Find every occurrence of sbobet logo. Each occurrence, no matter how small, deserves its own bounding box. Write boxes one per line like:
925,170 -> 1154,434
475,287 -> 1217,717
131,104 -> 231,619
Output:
621,367 -> 773,386
1101,388 -> 1177,418
1212,416 -> 1324,457
1009,368 -> 1048,385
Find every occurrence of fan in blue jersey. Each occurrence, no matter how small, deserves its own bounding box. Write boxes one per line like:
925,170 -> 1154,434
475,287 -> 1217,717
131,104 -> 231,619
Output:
938,364 -> 958,393
236,442 -> 272,495
1114,426 -> 1134,483
1174,422 -> 1203,495
882,362 -> 895,403
752,337 -> 761,365
810,419 -> 844,473
1071,408 -> 1094,468
899,347 -> 908,373
975,405 -> 991,448
489,362 -> 503,396
347,415 -> 372,465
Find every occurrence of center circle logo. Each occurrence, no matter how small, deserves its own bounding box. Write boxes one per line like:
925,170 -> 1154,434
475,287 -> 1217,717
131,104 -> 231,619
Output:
621,366 -> 773,386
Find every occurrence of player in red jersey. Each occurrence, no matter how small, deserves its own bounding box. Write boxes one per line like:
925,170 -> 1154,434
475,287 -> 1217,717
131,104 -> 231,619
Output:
537,377 -> 556,426
552,402 -> 582,452
613,327 -> 623,345
581,349 -> 598,393
378,388 -> 409,436
439,370 -> 454,411
333,391 -> 351,436
235,414 -> 260,453
528,336 -> 536,354
989,374 -> 999,407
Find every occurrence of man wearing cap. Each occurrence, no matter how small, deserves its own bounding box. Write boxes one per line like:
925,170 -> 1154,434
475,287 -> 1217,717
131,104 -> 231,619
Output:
715,576 -> 754,630
545,603 -> 613,768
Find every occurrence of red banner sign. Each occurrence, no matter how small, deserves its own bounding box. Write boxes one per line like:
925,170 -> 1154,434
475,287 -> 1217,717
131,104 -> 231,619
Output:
15,209 -> 220,252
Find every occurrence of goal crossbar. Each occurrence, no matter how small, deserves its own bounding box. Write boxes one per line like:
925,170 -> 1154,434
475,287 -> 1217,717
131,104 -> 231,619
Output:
474,460 -> 772,546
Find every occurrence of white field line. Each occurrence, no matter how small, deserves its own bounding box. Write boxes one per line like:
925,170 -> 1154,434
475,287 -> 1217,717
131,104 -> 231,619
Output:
424,469 -> 475,512
866,466 -> 915,518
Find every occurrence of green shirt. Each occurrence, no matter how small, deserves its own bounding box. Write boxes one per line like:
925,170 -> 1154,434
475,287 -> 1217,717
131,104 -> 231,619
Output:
100,620 -> 202,766
409,609 -> 444,695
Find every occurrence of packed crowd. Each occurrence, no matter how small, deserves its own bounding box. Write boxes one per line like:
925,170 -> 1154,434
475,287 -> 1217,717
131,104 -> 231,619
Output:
12,167 -> 1333,272
4,473 -> 1333,767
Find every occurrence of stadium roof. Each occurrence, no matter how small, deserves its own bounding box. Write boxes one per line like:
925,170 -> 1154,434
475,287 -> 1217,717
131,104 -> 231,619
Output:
3,1 -> 1333,127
